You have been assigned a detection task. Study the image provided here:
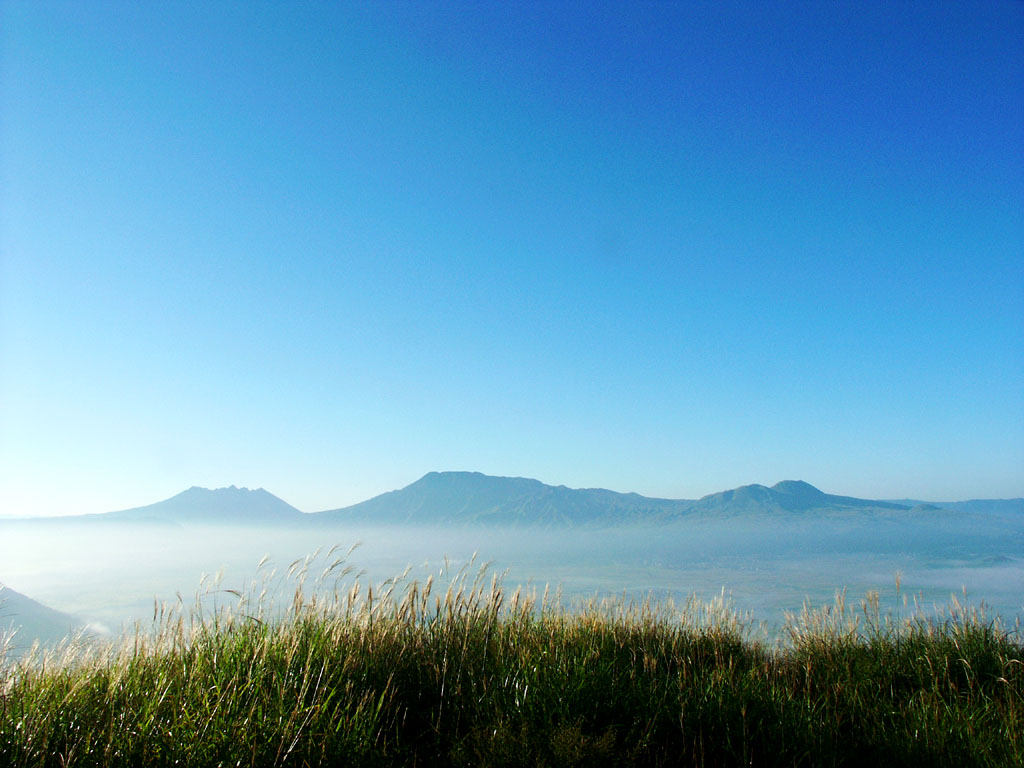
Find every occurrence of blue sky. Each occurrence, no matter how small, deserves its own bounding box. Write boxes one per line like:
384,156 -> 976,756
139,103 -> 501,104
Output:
2,2 -> 1022,516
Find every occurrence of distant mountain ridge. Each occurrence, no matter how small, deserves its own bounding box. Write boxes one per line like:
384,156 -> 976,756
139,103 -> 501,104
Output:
316,472 -> 1018,525
104,485 -> 302,523
15,473 -> 1022,526
686,480 -> 908,515
887,498 -> 1024,515
317,471 -> 692,525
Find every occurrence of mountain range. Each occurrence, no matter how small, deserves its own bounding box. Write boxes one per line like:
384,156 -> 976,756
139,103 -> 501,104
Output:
14,472 -> 1021,527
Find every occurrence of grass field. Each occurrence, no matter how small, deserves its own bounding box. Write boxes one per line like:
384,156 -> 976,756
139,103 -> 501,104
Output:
1,555 -> 1021,767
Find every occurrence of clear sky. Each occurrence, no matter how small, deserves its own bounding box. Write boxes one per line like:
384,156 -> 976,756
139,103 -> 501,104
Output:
2,2 -> 1022,516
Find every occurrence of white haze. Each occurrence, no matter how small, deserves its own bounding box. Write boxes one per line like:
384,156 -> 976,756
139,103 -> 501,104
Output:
1,512 -> 1021,649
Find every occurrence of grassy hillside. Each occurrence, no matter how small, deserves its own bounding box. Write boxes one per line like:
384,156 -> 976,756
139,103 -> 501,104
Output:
1,562 -> 1020,767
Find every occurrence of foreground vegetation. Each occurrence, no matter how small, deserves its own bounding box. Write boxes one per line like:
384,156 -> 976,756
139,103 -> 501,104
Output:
1,557 -> 1021,767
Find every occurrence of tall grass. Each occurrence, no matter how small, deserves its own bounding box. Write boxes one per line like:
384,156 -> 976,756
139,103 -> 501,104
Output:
1,554 -> 1020,767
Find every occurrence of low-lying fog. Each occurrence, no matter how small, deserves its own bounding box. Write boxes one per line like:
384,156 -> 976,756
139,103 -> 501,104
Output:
2,512 -> 1022,646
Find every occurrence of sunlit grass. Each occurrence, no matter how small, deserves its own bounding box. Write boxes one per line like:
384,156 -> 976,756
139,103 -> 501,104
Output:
1,552 -> 1021,767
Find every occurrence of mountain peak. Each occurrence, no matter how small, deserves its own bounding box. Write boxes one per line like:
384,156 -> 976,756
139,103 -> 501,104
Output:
415,470 -> 487,484
408,471 -> 547,492
323,471 -> 687,524
108,485 -> 302,522
771,480 -> 825,495
185,484 -> 257,492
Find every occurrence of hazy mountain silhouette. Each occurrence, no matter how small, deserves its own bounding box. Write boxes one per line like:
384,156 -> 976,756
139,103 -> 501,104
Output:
314,472 -> 947,525
24,474 -> 1020,527
0,583 -> 83,653
104,486 -> 303,524
316,471 -> 692,525
888,498 -> 1024,515
685,480 -> 910,516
